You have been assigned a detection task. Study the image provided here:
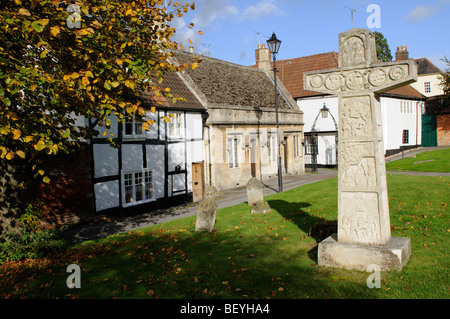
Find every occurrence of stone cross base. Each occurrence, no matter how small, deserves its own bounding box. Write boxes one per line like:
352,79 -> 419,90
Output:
318,234 -> 411,271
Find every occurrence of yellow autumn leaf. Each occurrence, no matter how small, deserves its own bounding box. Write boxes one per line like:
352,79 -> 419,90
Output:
191,62 -> 199,70
16,150 -> 26,159
12,129 -> 21,140
50,26 -> 60,37
19,8 -> 31,16
38,169 -> 45,176
34,140 -> 46,151
126,8 -> 133,16
82,76 -> 90,87
43,176 -> 51,184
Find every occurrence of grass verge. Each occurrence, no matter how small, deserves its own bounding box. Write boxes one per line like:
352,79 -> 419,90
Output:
386,147 -> 450,172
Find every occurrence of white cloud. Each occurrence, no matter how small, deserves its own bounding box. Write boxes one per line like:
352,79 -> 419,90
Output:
240,0 -> 282,21
192,0 -> 238,28
171,0 -> 238,47
407,0 -> 450,23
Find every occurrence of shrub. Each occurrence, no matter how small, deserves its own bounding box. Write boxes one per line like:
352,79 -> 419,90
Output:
0,202 -> 67,264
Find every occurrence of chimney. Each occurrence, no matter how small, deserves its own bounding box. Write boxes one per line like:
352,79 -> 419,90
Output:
395,45 -> 409,61
255,44 -> 271,71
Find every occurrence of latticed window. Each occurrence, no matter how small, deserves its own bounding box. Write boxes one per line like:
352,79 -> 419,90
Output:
402,130 -> 409,144
123,170 -> 154,206
304,135 -> 318,155
424,82 -> 431,93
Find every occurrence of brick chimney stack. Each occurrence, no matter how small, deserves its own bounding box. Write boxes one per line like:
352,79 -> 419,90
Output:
255,44 -> 271,71
395,45 -> 409,61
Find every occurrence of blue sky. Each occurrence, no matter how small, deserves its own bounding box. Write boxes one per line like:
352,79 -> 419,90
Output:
171,0 -> 450,71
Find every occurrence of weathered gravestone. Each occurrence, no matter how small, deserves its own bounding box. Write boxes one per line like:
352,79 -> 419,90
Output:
195,185 -> 218,232
247,177 -> 271,214
304,28 -> 414,271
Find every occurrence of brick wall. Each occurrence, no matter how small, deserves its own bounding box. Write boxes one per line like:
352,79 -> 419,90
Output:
437,114 -> 450,146
21,145 -> 95,226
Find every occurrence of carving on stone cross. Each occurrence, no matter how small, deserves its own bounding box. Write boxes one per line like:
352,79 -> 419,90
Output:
341,36 -> 366,67
305,63 -> 411,94
339,192 -> 381,244
341,96 -> 373,140
340,142 -> 376,189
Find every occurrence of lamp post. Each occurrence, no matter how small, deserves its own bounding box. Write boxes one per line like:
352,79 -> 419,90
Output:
267,32 -> 283,193
310,103 -> 339,173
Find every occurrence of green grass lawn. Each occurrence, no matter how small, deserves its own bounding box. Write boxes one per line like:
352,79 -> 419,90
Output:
0,175 -> 449,299
386,147 -> 450,172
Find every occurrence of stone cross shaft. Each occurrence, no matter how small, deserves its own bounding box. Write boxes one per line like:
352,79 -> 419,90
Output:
304,29 -> 418,246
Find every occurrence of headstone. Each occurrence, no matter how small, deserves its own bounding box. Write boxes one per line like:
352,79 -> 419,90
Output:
304,28 -> 414,271
195,185 -> 218,232
247,177 -> 271,214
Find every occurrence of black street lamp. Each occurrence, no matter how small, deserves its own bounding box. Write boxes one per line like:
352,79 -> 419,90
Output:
267,32 -> 283,193
310,103 -> 339,173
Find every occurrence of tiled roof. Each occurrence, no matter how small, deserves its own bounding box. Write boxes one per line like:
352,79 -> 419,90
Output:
276,52 -> 426,100
139,71 -> 205,111
415,58 -> 443,75
276,52 -> 339,98
174,50 -> 296,110
379,84 -> 426,100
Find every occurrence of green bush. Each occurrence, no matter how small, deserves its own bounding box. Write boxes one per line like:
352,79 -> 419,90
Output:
0,202 -> 67,264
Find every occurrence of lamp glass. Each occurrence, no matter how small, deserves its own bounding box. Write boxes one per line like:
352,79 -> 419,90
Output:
266,32 -> 281,55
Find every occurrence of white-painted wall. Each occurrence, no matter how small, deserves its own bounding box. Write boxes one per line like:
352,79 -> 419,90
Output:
381,97 -> 424,151
410,74 -> 444,98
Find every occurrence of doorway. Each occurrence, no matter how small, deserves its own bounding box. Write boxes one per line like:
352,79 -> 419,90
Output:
192,162 -> 204,202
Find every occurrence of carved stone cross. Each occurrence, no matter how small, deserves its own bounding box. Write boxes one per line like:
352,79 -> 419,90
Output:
304,29 -> 415,270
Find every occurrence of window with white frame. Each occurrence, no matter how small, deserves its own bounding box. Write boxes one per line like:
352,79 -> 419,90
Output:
268,133 -> 277,162
424,82 -> 431,93
168,112 -> 184,138
123,170 -> 154,206
124,115 -> 144,137
227,135 -> 240,168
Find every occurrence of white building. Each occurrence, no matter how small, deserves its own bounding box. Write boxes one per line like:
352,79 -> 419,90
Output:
90,71 -> 206,213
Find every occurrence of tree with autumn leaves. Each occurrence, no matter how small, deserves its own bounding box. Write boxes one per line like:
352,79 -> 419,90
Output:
0,0 -> 199,236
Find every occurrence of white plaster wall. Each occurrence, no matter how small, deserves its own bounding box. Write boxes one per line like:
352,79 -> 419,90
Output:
146,145 -> 165,199
95,114 -> 119,139
144,110 -> 158,140
122,144 -> 144,172
380,97 -> 422,151
93,144 -> 119,178
410,74 -> 444,97
94,181 -> 120,211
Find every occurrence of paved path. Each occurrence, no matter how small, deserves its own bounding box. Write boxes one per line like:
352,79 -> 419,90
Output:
62,146 -> 449,244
